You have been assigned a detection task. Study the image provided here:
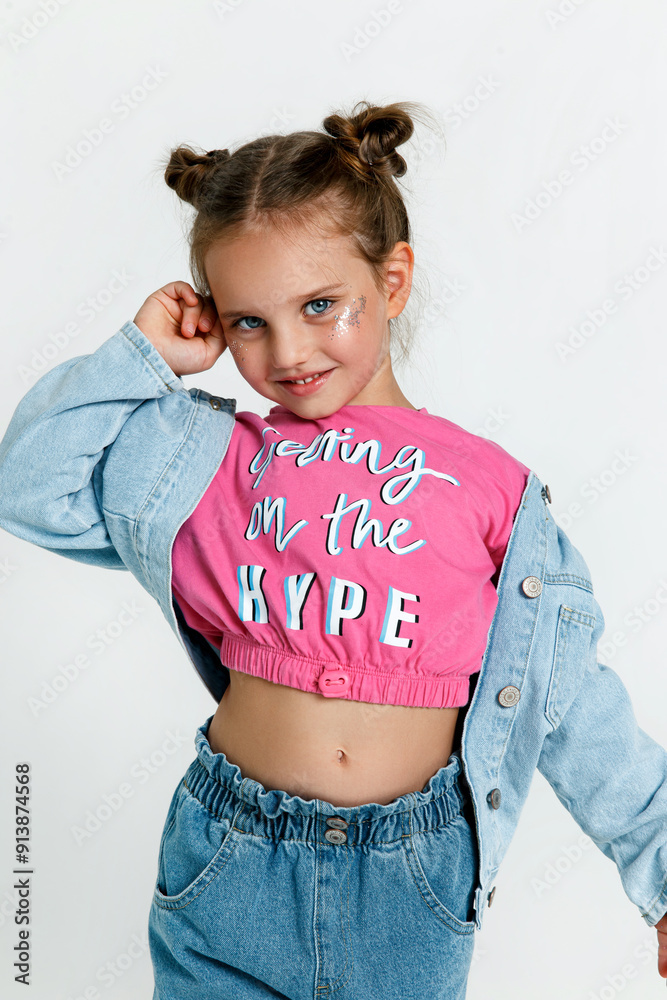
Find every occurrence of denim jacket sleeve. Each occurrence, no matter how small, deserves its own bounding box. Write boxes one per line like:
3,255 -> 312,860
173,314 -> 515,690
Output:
0,321 -> 185,569
536,585 -> 667,927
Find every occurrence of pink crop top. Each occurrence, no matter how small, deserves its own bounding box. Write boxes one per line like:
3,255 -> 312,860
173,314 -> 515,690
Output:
171,403 -> 530,709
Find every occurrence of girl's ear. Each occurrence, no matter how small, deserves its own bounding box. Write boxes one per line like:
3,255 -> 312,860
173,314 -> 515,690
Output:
385,243 -> 414,318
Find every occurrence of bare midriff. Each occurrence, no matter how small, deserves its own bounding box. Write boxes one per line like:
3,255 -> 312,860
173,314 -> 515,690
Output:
206,667 -> 462,808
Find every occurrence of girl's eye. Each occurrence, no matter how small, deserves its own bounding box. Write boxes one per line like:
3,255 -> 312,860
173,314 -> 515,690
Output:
231,298 -> 335,331
232,315 -> 265,331
304,297 -> 334,316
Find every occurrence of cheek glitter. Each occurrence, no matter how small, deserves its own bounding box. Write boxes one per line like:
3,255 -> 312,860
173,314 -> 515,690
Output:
228,338 -> 247,368
329,294 -> 366,338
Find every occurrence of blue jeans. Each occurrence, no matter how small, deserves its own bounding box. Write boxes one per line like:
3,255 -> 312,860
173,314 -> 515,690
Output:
148,714 -> 480,999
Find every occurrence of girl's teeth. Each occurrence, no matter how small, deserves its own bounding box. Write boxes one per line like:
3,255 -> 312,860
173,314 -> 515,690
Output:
290,372 -> 323,384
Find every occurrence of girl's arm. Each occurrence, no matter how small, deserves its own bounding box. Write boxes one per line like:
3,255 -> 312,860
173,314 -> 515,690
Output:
536,593 -> 667,931
0,321 -> 186,568
0,281 -> 226,568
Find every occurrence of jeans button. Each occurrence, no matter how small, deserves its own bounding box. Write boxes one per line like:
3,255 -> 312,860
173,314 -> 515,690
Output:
326,817 -> 349,830
324,828 -> 347,844
209,397 -> 222,410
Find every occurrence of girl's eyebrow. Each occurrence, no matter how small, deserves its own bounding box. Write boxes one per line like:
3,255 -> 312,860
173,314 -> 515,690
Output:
218,282 -> 348,319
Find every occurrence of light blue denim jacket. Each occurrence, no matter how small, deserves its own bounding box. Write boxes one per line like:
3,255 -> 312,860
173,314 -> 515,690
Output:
1,319 -> 666,932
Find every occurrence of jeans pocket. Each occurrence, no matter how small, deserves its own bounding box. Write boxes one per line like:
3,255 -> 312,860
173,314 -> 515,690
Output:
403,809 -> 479,935
153,781 -> 243,910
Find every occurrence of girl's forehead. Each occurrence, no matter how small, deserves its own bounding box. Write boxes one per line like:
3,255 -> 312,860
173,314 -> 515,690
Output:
206,232 -> 368,294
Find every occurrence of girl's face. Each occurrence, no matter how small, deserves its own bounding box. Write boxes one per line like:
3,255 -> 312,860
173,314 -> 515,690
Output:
203,218 -> 414,418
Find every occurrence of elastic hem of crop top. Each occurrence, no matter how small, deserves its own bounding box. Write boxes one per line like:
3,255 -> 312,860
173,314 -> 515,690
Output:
220,633 -> 472,709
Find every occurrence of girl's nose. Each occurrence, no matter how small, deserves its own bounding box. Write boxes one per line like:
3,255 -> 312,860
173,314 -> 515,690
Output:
269,328 -> 312,371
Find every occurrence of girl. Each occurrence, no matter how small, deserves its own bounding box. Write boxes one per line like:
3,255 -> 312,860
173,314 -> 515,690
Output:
1,100 -> 666,999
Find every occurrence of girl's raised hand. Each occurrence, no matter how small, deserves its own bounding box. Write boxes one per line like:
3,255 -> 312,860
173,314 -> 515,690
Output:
132,281 -> 228,377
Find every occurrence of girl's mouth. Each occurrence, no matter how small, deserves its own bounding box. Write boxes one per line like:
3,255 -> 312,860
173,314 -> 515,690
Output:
278,368 -> 334,396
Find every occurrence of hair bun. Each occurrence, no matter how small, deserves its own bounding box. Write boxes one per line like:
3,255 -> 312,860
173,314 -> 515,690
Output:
323,100 -> 416,179
163,145 -> 230,209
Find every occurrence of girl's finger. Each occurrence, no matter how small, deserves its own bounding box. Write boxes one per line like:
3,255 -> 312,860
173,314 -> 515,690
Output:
168,280 -> 199,306
198,300 -> 218,332
180,299 -> 204,336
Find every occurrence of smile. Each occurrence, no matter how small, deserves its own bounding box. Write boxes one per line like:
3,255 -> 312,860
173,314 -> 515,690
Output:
278,369 -> 334,396
286,372 -> 325,384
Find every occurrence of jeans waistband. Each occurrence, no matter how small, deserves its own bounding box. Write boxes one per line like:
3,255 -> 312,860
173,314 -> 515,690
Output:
185,714 -> 469,846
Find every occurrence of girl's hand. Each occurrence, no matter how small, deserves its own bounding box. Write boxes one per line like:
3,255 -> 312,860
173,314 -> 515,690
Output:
656,910 -> 667,978
132,281 -> 228,377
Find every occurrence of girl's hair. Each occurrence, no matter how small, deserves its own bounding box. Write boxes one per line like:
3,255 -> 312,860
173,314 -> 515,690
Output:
160,99 -> 444,368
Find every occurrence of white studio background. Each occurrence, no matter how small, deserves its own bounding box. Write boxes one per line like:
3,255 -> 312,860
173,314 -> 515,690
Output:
1,1 -> 666,997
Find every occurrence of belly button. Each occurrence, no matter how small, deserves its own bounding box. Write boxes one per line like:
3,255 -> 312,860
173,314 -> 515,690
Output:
336,749 -> 346,764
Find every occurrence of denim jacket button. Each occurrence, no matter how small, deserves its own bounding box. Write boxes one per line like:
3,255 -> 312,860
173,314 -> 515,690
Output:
521,576 -> 542,598
487,885 -> 497,906
209,397 -> 222,410
487,788 -> 502,809
541,484 -> 552,504
498,685 -> 520,707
